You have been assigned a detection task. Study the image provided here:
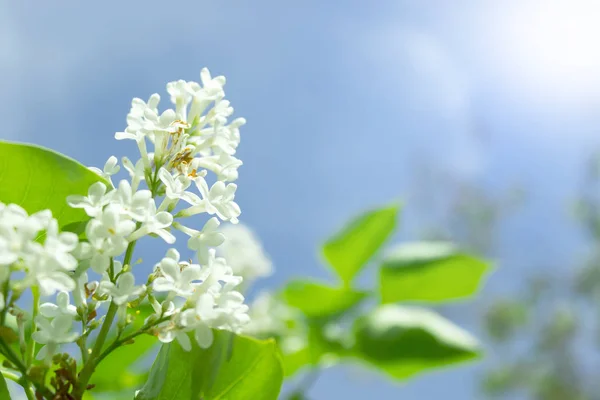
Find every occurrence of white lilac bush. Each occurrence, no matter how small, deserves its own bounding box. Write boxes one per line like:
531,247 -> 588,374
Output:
0,68 -> 491,400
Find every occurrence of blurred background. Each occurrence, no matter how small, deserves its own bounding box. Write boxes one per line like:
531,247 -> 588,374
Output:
2,0 -> 600,398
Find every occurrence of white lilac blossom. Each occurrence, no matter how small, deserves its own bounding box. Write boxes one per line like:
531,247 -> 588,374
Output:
0,204 -> 79,296
217,223 -> 273,285
31,315 -> 80,363
0,67 -> 252,371
88,156 -> 120,187
243,292 -> 295,338
67,182 -> 114,218
39,291 -> 77,318
187,217 -> 225,264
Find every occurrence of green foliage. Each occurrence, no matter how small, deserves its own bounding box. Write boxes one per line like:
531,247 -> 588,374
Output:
136,330 -> 284,400
483,300 -> 528,343
281,347 -> 312,378
91,335 -> 155,393
91,304 -> 157,393
0,372 -> 9,400
379,242 -> 490,303
282,281 -> 367,318
352,305 -> 480,379
271,204 -> 488,398
0,141 -> 105,228
322,204 -> 399,285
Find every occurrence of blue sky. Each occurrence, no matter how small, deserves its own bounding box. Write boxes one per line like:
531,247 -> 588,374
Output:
3,0 -> 600,398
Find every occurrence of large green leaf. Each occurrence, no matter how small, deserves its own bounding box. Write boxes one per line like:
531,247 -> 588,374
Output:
135,330 -> 284,400
282,280 -> 367,319
0,372 -> 9,400
352,305 -> 480,380
322,204 -> 399,285
379,242 -> 491,303
0,141 -> 105,228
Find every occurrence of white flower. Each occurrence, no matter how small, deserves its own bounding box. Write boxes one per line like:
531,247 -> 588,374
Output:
115,95 -> 159,170
187,217 -> 225,264
99,272 -> 145,306
0,226 -> 21,266
128,200 -> 175,244
122,156 -> 145,192
142,108 -> 186,164
153,249 -> 201,297
19,220 -> 79,296
179,180 -> 240,223
217,223 -> 272,285
39,291 -> 77,318
149,298 -> 176,320
114,180 -> 152,221
32,315 -> 79,362
180,293 -> 219,348
73,272 -> 93,308
214,287 -> 249,332
243,292 -> 292,337
194,249 -> 242,296
67,182 -> 113,218
191,153 -> 242,182
89,156 -> 120,187
200,181 -> 240,223
39,219 -> 79,271
116,94 -> 160,141
167,79 -> 193,120
187,69 -> 226,123
157,168 -> 196,205
0,206 -> 52,266
157,324 -> 193,351
22,245 -> 77,296
87,205 -> 135,273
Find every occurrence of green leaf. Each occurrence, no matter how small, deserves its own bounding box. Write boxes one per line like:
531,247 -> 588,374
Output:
91,303 -> 158,393
379,242 -> 491,303
135,330 -> 284,400
282,280 -> 368,318
91,335 -> 156,392
0,372 -> 10,400
0,141 -> 106,228
352,305 -> 480,380
322,204 -> 399,284
281,346 -> 311,378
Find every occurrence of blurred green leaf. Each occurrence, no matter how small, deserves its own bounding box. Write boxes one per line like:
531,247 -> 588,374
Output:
0,372 -> 9,400
135,330 -> 284,400
481,365 -> 527,396
379,242 -> 490,303
483,300 -> 528,343
322,204 -> 399,284
281,346 -> 312,378
352,305 -> 480,380
0,141 -> 106,228
282,280 -> 368,318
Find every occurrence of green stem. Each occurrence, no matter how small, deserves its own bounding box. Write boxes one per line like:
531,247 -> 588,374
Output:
0,282 -> 9,325
26,286 -> 39,366
77,330 -> 89,365
0,338 -> 53,399
23,384 -> 35,400
74,240 -> 138,398
0,368 -> 19,382
95,315 -> 171,366
75,303 -> 117,397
